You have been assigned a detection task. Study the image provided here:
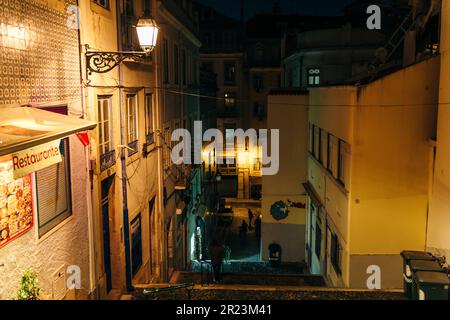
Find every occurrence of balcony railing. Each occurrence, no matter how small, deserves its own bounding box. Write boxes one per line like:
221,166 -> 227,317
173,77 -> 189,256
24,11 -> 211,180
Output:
100,149 -> 116,172
146,132 -> 155,146
128,140 -> 139,157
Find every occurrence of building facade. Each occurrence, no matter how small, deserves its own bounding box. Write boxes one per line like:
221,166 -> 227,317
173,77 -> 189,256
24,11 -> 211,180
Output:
305,56 -> 440,289
261,90 -> 309,263
0,0 -> 95,299
426,0 -> 450,263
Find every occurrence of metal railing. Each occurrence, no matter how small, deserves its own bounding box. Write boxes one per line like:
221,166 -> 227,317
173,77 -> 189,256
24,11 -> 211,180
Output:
100,149 -> 116,171
141,283 -> 195,300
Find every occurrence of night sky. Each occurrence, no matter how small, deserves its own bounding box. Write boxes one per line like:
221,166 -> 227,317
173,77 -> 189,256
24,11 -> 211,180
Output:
197,0 -> 355,19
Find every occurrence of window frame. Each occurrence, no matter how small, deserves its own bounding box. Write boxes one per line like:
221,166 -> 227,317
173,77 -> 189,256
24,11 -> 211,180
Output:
173,44 -> 179,85
36,138 -> 72,238
224,61 -> 237,85
130,213 -> 143,276
92,0 -> 110,10
163,38 -> 170,84
97,96 -> 113,156
308,68 -> 320,86
331,233 -> 342,275
126,94 -> 139,155
315,219 -> 322,261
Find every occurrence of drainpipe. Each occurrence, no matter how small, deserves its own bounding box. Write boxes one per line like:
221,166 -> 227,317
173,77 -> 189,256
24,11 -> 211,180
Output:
76,0 -> 98,298
116,1 -> 133,293
150,0 -> 167,283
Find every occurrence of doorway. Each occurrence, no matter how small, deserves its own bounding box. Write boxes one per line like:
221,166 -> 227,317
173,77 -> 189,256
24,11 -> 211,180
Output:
101,176 -> 114,294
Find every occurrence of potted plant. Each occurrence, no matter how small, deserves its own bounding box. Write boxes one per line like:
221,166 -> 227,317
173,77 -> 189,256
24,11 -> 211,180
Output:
16,269 -> 40,300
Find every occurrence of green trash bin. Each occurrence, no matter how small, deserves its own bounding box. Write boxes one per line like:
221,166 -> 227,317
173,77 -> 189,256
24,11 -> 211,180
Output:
410,260 -> 444,299
400,251 -> 435,299
414,271 -> 450,300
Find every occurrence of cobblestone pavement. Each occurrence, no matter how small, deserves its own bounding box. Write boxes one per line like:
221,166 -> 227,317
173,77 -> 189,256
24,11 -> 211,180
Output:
136,285 -> 405,300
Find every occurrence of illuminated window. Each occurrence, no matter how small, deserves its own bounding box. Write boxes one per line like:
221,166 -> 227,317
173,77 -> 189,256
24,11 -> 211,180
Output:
224,92 -> 236,109
92,0 -> 110,10
308,68 -> 320,86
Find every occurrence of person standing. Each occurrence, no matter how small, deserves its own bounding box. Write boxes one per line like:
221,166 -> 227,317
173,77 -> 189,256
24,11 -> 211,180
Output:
254,215 -> 262,240
209,238 -> 225,283
248,209 -> 254,228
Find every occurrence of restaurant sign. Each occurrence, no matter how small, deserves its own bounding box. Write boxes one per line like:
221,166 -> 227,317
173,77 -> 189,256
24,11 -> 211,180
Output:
11,140 -> 62,180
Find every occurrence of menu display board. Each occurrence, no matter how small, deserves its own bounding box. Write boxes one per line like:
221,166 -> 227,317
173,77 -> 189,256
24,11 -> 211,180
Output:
0,159 -> 33,248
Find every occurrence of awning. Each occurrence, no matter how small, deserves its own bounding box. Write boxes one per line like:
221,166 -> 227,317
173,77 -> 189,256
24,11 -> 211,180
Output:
0,107 -> 96,157
302,181 -> 323,208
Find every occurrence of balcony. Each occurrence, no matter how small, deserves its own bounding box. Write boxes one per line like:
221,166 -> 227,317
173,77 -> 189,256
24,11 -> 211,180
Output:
128,140 -> 139,157
146,132 -> 155,146
100,149 -> 116,172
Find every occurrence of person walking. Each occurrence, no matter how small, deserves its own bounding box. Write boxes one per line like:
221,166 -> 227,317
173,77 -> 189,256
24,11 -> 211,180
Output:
248,209 -> 254,228
209,238 -> 225,283
239,220 -> 248,239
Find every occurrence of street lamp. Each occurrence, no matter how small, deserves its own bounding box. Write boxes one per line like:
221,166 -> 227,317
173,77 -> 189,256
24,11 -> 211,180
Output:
85,12 -> 159,78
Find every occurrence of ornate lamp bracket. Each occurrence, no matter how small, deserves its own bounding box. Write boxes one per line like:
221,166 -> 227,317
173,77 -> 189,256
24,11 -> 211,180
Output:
84,45 -> 151,82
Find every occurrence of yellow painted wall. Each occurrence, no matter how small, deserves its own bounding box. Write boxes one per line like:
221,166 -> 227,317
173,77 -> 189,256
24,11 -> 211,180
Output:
350,56 -> 440,254
427,0 -> 450,259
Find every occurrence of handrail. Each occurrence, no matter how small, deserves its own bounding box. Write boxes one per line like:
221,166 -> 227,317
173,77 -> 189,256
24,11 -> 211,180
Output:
142,282 -> 195,300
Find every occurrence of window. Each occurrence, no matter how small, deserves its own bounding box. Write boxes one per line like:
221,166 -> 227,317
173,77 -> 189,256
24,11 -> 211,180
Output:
98,96 -> 113,156
308,68 -> 320,86
338,140 -> 348,187
126,94 -> 138,154
224,61 -> 236,85
145,94 -> 154,145
173,44 -> 179,84
328,134 -> 338,177
124,0 -> 134,16
253,102 -> 264,120
131,213 -> 143,276
309,123 -> 314,154
314,126 -> 320,159
92,0 -> 110,9
315,220 -> 322,260
224,92 -> 236,109
36,139 -> 72,238
331,233 -> 341,274
320,129 -> 327,165
182,49 -> 187,85
163,39 -> 169,83
163,126 -> 171,170
253,74 -> 264,91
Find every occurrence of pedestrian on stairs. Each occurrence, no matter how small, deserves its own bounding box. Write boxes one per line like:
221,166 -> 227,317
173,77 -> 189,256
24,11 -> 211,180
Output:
209,238 -> 225,283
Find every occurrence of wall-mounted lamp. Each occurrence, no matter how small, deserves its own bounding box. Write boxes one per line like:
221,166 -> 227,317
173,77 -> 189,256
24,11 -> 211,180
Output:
85,11 -> 159,78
